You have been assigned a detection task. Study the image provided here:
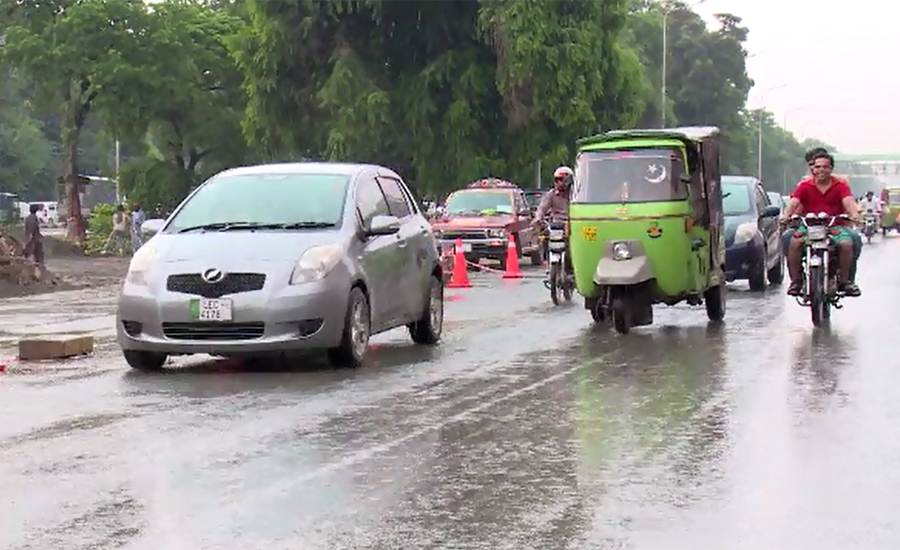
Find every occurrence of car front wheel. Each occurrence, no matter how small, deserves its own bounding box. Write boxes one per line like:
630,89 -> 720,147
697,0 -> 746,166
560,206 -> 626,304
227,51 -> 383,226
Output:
328,286 -> 370,368
123,350 -> 168,372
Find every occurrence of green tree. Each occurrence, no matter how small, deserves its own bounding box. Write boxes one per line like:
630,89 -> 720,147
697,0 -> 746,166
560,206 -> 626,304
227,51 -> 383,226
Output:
234,0 -> 648,194
0,71 -> 53,195
117,0 -> 252,209
0,0 -> 157,243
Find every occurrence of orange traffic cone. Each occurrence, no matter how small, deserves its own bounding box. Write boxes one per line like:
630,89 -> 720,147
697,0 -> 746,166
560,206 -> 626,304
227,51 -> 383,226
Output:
502,233 -> 523,279
446,238 -> 472,288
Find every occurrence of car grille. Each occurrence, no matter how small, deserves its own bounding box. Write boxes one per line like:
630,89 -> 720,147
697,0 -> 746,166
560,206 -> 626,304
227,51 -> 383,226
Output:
166,273 -> 266,298
441,229 -> 489,240
162,322 -> 265,340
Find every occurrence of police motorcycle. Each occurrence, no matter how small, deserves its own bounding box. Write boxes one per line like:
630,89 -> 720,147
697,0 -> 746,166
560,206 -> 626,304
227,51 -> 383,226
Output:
541,218 -> 576,305
787,212 -> 851,326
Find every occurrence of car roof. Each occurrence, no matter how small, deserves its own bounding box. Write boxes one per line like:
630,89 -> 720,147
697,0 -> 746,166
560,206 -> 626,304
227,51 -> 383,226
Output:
721,175 -> 760,186
215,162 -> 382,179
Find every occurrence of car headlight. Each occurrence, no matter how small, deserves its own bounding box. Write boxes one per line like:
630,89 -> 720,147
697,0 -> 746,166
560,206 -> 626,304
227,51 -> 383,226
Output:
433,229 -> 443,238
733,222 -> 758,245
488,228 -> 505,238
290,244 -> 343,285
125,244 -> 157,285
612,242 -> 631,260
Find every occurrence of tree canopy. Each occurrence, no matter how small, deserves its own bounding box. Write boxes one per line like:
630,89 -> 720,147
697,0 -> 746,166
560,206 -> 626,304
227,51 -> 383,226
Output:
0,0 -> 836,232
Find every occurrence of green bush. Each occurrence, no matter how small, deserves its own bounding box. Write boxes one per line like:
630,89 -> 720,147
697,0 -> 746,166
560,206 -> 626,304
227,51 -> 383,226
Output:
85,203 -> 122,255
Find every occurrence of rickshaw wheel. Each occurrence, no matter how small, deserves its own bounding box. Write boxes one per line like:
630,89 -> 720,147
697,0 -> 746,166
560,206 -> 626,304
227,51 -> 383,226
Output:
704,284 -> 726,322
590,300 -> 607,323
612,297 -> 631,334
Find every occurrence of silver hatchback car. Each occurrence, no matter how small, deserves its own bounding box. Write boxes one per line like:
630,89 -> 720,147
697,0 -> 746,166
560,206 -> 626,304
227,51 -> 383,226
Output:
116,163 -> 444,370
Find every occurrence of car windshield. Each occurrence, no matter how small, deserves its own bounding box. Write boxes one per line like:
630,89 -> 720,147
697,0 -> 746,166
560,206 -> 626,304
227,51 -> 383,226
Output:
889,192 -> 900,205
572,148 -> 688,204
444,190 -> 514,215
165,172 -> 350,232
722,183 -> 753,215
524,192 -> 543,209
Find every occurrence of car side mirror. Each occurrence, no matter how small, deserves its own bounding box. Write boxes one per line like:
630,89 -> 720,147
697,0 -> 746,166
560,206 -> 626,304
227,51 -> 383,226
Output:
141,219 -> 165,235
366,214 -> 401,236
761,205 -> 780,218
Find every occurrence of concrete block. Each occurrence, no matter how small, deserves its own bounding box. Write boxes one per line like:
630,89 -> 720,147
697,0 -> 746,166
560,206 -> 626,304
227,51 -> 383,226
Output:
18,335 -> 94,361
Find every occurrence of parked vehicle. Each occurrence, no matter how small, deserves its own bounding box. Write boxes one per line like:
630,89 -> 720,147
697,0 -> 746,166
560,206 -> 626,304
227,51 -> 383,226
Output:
522,188 -> 546,214
430,178 -> 543,265
787,213 -> 850,326
117,163 -> 444,371
569,126 -> 727,333
722,176 -> 783,291
767,191 -> 786,213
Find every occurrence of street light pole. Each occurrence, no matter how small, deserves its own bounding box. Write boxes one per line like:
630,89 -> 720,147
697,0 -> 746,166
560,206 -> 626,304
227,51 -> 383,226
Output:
660,0 -> 707,128
755,83 -> 788,181
781,105 -> 809,192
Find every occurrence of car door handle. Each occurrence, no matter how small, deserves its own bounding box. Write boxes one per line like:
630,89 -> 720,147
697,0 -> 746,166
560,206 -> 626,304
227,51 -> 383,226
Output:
398,241 -> 407,248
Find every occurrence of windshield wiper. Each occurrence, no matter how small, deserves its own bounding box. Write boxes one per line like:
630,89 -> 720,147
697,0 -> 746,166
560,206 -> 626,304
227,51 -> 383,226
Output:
177,221 -> 336,233
278,221 -> 337,229
177,222 -> 271,233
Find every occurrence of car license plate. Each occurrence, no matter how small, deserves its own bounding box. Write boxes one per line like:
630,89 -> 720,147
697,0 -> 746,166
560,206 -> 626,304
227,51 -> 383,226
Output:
549,252 -> 561,262
190,298 -> 233,322
808,256 -> 822,266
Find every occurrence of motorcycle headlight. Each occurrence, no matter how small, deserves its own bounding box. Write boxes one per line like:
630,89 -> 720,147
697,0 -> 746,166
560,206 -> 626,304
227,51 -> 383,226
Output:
290,244 -> 343,285
733,222 -> 758,245
612,242 -> 631,260
125,244 -> 157,286
488,228 -> 505,238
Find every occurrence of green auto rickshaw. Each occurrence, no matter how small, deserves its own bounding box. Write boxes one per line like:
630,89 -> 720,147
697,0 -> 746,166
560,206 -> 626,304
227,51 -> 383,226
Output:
568,126 -> 726,333
881,187 -> 900,235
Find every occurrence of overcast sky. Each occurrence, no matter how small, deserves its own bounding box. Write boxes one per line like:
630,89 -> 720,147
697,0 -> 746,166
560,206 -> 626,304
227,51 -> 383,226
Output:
694,0 -> 898,153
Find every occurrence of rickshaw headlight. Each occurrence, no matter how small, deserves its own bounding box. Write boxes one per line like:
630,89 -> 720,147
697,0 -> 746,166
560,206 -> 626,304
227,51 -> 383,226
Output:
734,222 -> 758,245
612,242 -> 631,260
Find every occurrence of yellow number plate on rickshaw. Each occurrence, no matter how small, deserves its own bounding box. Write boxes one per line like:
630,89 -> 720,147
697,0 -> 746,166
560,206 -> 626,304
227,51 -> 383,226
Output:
581,226 -> 598,241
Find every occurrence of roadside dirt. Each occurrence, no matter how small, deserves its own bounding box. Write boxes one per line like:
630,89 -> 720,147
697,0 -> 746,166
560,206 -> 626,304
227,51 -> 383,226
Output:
0,230 -> 129,299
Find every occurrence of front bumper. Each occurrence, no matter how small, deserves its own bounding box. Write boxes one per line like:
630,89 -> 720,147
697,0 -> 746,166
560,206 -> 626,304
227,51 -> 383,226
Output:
438,238 -> 508,259
725,241 -> 762,281
116,268 -> 351,356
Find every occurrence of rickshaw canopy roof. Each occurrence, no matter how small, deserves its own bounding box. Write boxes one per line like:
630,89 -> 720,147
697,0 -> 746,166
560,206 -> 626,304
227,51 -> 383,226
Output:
577,126 -> 721,149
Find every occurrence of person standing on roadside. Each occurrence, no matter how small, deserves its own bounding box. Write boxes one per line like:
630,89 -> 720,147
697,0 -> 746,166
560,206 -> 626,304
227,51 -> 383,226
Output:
130,203 -> 146,253
103,204 -> 129,255
23,203 -> 45,271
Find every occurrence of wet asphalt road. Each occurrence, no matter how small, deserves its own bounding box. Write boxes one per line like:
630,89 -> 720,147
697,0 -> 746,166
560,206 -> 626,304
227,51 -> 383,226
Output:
2,238 -> 900,550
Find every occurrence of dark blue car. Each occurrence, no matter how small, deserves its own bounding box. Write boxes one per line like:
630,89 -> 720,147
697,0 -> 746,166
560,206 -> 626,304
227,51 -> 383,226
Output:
723,176 -> 783,291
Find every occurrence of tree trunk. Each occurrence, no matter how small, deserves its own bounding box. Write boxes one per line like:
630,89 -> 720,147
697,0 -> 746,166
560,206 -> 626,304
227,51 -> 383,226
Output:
62,131 -> 85,244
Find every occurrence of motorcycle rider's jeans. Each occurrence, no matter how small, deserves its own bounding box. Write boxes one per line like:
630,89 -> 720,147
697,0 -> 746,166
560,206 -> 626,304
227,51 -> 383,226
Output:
781,228 -> 862,281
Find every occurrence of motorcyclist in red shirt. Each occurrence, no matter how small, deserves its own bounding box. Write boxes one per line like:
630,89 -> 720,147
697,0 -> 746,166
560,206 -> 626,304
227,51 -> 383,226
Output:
779,152 -> 862,297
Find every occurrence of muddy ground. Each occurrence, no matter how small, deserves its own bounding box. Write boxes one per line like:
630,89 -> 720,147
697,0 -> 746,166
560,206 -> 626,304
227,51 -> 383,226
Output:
0,231 -> 130,299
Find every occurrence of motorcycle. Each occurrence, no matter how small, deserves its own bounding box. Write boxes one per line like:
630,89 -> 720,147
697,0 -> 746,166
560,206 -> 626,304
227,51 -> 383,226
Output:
543,220 -> 575,305
788,212 -> 850,327
863,211 -> 877,243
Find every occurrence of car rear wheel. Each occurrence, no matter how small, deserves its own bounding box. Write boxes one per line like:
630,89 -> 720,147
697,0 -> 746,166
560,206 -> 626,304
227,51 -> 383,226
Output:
328,286 -> 370,368
123,350 -> 168,372
767,250 -> 784,285
409,275 -> 443,345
